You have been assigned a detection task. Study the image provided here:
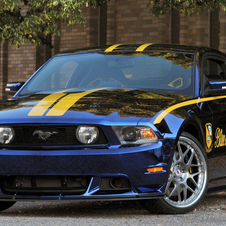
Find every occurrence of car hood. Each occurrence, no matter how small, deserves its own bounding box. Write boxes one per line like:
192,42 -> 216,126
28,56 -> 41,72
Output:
0,88 -> 189,125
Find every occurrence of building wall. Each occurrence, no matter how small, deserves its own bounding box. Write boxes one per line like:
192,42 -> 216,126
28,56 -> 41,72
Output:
59,7 -> 99,51
210,9 -> 220,49
180,10 -> 209,46
219,9 -> 226,53
0,43 -> 6,100
0,1 -> 226,100
107,0 -> 170,44
8,43 -> 36,83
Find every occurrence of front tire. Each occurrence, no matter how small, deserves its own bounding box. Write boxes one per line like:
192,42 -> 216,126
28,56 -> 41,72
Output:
142,132 -> 209,214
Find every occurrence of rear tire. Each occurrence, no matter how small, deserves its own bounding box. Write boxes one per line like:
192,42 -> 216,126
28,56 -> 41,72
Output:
141,132 -> 209,214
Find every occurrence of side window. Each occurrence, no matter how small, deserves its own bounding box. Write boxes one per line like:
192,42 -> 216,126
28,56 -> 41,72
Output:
203,59 -> 225,82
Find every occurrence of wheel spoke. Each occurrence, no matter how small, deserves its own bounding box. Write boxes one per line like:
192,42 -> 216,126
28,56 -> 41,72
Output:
165,180 -> 172,194
189,164 -> 202,167
173,152 -> 177,163
187,149 -> 194,165
189,177 -> 199,189
176,185 -> 182,203
187,185 -> 197,194
168,183 -> 177,198
190,170 -> 204,178
177,143 -> 183,159
182,146 -> 190,160
183,185 -> 187,202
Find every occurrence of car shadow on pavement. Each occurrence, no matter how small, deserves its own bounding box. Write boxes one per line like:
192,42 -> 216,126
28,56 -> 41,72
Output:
1,193 -> 226,217
0,200 -> 148,217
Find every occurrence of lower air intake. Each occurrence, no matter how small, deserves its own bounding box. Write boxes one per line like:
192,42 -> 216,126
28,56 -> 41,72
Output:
1,176 -> 89,196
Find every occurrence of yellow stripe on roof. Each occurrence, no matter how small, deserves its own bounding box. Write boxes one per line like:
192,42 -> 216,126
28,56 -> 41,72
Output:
105,44 -> 122,52
136,43 -> 154,52
154,95 -> 226,125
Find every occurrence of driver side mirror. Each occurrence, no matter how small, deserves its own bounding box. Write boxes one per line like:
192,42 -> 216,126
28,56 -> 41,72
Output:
5,82 -> 25,95
206,81 -> 226,95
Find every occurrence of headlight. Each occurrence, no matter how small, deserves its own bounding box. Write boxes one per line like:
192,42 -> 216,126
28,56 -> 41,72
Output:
112,126 -> 158,145
0,127 -> 14,144
76,126 -> 99,144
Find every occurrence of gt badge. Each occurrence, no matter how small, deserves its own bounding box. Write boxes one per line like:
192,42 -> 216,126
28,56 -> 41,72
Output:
33,130 -> 58,141
205,123 -> 213,152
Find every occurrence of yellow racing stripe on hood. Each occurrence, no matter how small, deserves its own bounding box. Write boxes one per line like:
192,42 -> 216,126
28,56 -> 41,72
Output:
46,87 -> 106,116
154,95 -> 226,125
28,93 -> 66,116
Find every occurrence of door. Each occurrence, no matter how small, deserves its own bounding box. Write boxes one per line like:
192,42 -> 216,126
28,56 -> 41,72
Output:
202,53 -> 226,187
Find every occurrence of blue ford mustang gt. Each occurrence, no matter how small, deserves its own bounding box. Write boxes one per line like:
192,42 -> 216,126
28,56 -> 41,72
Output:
2,43 -> 226,214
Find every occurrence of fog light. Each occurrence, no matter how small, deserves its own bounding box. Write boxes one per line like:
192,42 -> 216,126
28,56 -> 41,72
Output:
110,178 -> 123,188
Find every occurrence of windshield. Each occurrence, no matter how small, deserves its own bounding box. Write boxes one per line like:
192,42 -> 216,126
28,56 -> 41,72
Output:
18,52 -> 194,96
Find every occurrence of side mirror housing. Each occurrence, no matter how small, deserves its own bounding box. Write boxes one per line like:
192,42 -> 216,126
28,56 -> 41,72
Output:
5,82 -> 25,95
206,81 -> 226,96
206,88 -> 226,95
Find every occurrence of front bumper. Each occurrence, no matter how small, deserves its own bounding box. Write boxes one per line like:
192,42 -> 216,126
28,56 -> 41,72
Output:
0,140 -> 174,201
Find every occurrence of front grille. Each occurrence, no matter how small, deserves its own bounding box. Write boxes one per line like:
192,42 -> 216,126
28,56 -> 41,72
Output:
1,176 -> 89,196
4,125 -> 108,148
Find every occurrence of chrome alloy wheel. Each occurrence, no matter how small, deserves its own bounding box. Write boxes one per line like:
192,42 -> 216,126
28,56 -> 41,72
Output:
164,133 -> 208,209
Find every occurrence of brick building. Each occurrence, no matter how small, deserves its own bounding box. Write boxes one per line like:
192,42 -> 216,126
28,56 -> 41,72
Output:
0,0 -> 226,100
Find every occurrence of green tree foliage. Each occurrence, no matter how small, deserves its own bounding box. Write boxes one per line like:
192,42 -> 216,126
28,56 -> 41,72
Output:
148,0 -> 226,17
0,0 -> 108,47
1,0 -> 225,47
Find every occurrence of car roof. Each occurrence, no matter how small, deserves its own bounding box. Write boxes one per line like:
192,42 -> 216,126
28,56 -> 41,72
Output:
58,43 -> 226,57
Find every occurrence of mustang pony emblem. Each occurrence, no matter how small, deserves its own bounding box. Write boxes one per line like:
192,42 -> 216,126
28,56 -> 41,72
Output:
33,130 -> 58,141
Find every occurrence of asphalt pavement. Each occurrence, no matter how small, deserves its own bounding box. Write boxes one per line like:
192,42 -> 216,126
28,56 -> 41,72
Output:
0,192 -> 226,226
